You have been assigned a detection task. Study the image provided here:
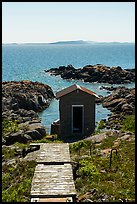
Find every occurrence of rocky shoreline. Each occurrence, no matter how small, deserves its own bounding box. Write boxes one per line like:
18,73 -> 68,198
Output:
2,80 -> 54,145
2,80 -> 135,145
45,64 -> 135,84
96,86 -> 135,129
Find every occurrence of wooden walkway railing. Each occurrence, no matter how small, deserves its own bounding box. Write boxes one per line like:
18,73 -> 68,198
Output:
30,143 -> 76,202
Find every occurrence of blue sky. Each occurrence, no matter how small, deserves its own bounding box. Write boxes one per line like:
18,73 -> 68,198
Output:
2,2 -> 135,43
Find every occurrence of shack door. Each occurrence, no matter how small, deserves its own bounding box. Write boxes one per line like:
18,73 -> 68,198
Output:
72,105 -> 83,134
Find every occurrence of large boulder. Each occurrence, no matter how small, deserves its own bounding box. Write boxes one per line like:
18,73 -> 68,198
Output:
25,130 -> 43,140
102,87 -> 135,113
2,81 -> 54,112
5,130 -> 27,145
103,98 -> 126,109
121,103 -> 133,113
27,123 -> 46,137
61,70 -> 75,79
4,121 -> 47,145
100,86 -> 135,130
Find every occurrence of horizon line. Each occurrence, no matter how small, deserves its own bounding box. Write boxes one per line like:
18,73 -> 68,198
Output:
2,40 -> 135,44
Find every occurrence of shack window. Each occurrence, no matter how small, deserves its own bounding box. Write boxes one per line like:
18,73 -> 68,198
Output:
72,105 -> 83,134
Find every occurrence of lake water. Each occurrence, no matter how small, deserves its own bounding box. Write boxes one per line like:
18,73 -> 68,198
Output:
2,43 -> 135,132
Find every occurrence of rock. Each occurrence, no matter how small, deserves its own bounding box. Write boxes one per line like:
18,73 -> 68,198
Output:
2,109 -> 40,125
121,103 -> 133,112
27,123 -> 46,137
29,119 -> 41,124
3,118 -> 46,145
79,72 -> 90,79
85,132 -> 107,143
25,146 -> 40,155
95,95 -> 104,104
23,134 -> 33,141
11,102 -> 19,111
102,87 -> 135,112
115,132 -> 134,142
103,98 -> 125,109
2,81 -> 54,112
99,87 -> 135,129
111,100 -> 127,112
100,86 -> 117,91
25,130 -> 43,140
46,64 -> 135,84
18,121 -> 31,129
61,70 -> 74,79
5,130 -> 27,145
38,95 -> 47,106
2,81 -> 54,145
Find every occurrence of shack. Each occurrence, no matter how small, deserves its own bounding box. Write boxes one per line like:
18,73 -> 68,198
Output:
53,84 -> 99,140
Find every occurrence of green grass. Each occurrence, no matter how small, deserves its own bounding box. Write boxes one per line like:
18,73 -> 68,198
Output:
2,146 -> 16,160
33,134 -> 63,143
2,142 -> 31,160
70,140 -> 96,157
121,114 -> 135,132
70,136 -> 135,202
2,160 -> 36,202
97,119 -> 106,130
99,135 -> 118,149
2,119 -> 19,138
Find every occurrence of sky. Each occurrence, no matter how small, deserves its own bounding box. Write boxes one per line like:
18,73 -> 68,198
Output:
2,2 -> 135,43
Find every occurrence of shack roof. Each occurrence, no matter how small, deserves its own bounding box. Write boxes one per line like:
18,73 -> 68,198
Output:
56,84 -> 99,99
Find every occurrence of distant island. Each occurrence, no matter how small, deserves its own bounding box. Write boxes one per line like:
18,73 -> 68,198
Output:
49,40 -> 89,45
2,40 -> 134,45
49,40 -> 134,45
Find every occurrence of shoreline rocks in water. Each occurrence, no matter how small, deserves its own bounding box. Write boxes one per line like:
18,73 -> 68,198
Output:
45,64 -> 135,84
2,80 -> 54,112
96,86 -> 135,129
2,80 -> 55,145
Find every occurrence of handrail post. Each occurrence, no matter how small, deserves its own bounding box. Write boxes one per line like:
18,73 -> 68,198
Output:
109,148 -> 117,168
89,144 -> 94,156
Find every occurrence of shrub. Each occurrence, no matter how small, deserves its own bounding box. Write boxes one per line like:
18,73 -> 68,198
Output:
2,147 -> 16,160
70,140 -> 93,154
97,119 -> 106,130
121,115 -> 135,132
94,120 -> 106,134
2,119 -> 19,137
79,159 -> 100,178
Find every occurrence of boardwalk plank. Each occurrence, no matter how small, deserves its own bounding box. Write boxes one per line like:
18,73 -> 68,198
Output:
30,143 -> 76,202
36,143 -> 71,164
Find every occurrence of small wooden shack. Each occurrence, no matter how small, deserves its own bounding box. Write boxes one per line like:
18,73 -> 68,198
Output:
55,84 -> 99,139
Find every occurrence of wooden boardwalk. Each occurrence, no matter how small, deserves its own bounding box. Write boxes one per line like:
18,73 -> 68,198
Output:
30,143 -> 76,202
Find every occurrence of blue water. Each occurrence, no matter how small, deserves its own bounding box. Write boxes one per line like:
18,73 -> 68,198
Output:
2,44 -> 135,132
